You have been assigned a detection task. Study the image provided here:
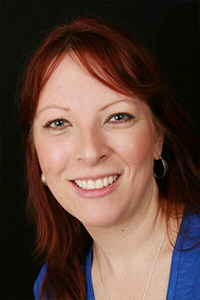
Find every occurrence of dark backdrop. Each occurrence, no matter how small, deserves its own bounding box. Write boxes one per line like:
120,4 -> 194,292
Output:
0,1 -> 199,299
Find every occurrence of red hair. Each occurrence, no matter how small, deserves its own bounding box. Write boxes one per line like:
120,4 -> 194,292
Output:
19,16 -> 200,299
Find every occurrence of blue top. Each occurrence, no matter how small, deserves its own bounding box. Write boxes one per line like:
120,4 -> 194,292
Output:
34,213 -> 200,300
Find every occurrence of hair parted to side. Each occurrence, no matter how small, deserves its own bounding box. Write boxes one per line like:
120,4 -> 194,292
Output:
19,16 -> 200,299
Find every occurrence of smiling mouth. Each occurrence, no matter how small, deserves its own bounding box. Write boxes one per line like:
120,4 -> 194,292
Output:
73,174 -> 120,190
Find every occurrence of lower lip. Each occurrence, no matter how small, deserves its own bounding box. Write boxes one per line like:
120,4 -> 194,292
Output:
70,175 -> 121,198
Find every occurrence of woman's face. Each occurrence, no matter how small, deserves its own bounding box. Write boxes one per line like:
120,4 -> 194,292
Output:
33,54 -> 163,227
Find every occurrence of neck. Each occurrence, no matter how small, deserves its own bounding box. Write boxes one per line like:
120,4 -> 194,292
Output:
84,186 -> 168,271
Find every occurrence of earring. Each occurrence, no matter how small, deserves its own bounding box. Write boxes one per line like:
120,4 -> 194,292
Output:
154,156 -> 169,179
41,173 -> 47,185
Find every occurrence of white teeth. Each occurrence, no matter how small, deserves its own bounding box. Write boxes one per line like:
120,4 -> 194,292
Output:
108,176 -> 113,184
77,180 -> 82,188
103,177 -> 109,187
88,179 -> 95,189
82,180 -> 87,189
74,175 -> 119,190
96,179 -> 104,189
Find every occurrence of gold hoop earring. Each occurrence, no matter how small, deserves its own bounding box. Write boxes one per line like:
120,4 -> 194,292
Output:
154,156 -> 169,179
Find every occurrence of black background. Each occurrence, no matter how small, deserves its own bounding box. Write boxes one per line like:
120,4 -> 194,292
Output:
0,1 -> 199,299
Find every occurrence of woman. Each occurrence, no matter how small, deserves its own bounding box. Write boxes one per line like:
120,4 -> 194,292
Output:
20,16 -> 200,300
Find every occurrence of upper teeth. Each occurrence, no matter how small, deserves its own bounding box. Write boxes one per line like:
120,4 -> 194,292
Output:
74,175 -> 119,190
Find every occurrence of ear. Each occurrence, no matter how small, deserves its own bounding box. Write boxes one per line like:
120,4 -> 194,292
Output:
153,130 -> 164,160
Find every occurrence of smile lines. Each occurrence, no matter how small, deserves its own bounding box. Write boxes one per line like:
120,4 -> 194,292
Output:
74,175 -> 120,190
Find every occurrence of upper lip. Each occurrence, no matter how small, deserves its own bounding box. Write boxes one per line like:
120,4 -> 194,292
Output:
71,173 -> 121,181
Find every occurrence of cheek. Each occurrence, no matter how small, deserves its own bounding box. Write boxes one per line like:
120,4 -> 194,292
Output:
109,129 -> 154,168
34,136 -> 74,174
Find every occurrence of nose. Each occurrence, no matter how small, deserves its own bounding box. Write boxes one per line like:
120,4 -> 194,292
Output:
75,130 -> 109,166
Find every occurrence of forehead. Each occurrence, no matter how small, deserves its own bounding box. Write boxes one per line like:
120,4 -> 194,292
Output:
37,54 -> 146,114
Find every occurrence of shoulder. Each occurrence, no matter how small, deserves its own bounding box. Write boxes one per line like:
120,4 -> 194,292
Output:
176,211 -> 200,251
33,263 -> 47,300
33,248 -> 93,300
182,212 -> 200,241
185,211 -> 200,225
167,213 -> 200,300
176,213 -> 200,297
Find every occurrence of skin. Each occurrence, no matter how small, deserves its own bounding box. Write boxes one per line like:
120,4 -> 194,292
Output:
34,54 -> 163,227
33,54 -> 174,299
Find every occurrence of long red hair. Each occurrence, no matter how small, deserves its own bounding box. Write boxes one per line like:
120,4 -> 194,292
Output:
19,16 -> 200,299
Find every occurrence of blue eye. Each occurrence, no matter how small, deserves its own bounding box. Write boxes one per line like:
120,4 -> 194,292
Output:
44,119 -> 69,130
108,113 -> 134,123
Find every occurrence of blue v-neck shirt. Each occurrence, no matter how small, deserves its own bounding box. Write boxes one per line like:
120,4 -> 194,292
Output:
34,213 -> 200,300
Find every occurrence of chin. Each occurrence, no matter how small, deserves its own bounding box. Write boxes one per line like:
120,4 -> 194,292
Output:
74,207 -> 125,229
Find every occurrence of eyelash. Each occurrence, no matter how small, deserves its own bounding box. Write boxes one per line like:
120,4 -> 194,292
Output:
43,119 -> 70,130
107,113 -> 134,123
44,113 -> 134,131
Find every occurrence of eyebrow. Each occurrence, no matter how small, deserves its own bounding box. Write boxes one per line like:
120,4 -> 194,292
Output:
36,99 -> 137,117
100,99 -> 137,111
36,105 -> 71,117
